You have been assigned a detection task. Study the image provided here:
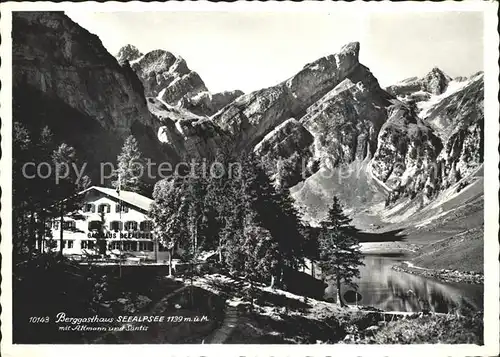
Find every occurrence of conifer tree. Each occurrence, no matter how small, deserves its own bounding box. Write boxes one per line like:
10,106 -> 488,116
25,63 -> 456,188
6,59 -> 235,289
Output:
150,177 -> 191,275
318,196 -> 364,307
112,135 -> 145,193
51,143 -> 91,256
13,122 -> 33,257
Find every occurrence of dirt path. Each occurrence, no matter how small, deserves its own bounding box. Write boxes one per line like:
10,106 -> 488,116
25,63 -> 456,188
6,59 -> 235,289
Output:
204,303 -> 241,343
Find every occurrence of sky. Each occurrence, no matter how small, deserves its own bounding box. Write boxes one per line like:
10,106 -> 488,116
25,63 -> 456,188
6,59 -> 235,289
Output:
67,11 -> 483,94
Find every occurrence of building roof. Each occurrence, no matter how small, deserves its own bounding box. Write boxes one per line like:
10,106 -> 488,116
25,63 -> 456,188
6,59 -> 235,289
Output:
80,186 -> 154,212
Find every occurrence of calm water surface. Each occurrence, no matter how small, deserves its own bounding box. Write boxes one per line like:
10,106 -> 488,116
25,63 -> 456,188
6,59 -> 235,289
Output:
325,254 -> 483,313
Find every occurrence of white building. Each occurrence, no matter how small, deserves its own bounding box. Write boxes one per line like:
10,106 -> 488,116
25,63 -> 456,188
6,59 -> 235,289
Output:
44,186 -> 170,262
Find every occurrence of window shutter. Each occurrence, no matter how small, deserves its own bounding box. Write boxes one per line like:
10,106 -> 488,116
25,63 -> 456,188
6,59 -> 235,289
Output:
91,204 -> 95,213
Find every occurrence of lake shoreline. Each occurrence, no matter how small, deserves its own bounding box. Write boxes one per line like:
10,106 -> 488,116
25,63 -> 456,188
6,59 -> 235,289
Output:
360,242 -> 484,285
391,261 -> 484,285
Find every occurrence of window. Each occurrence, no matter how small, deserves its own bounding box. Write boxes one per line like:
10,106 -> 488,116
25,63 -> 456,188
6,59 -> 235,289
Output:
98,203 -> 111,213
88,221 -> 101,231
110,221 -> 123,232
83,203 -> 95,213
109,241 -> 118,250
140,220 -> 154,232
124,221 -> 138,231
116,203 -> 129,213
66,240 -> 74,249
123,241 -> 138,252
62,220 -> 76,230
138,241 -> 154,251
81,240 -> 95,249
52,220 -> 60,230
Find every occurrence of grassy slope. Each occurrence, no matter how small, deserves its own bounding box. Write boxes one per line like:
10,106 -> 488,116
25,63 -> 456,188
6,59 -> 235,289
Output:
392,168 -> 484,272
411,227 -> 483,273
293,158 -> 484,273
291,159 -> 388,229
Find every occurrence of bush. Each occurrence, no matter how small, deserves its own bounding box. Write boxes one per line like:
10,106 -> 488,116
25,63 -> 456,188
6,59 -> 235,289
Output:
366,313 -> 483,344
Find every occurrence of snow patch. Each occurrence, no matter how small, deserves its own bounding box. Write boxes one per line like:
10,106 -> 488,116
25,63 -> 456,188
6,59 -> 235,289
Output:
175,120 -> 186,137
418,79 -> 472,119
157,126 -> 170,143
157,88 -> 167,101
366,161 -> 392,192
129,54 -> 145,65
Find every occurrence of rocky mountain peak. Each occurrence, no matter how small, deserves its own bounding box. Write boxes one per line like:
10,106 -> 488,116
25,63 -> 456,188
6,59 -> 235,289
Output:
421,67 -> 452,95
116,44 -> 143,64
123,47 -> 208,102
339,41 -> 361,60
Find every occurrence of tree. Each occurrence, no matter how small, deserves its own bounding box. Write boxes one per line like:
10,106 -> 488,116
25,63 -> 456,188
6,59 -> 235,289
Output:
51,143 -> 90,256
34,126 -> 57,253
13,122 -> 33,258
318,196 -> 364,307
112,135 -> 145,193
222,153 -> 305,288
150,177 -> 192,276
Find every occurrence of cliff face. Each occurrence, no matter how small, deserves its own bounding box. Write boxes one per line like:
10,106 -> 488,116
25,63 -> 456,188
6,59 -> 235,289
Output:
122,48 -> 208,104
376,71 -> 484,206
301,78 -> 391,167
117,45 -> 243,117
12,12 -> 174,183
180,90 -> 244,117
213,42 -> 363,152
254,119 -> 316,188
211,42 -> 396,191
371,104 -> 442,192
424,73 -> 484,189
386,67 -> 452,98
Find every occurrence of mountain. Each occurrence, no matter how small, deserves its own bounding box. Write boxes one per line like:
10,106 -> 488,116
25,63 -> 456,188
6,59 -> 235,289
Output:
213,42 -> 363,152
12,11 -> 176,185
381,70 -> 484,205
13,12 -> 484,252
386,67 -> 453,98
116,44 -> 243,117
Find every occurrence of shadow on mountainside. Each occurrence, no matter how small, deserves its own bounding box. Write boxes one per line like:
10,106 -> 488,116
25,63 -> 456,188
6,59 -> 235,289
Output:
354,228 -> 407,243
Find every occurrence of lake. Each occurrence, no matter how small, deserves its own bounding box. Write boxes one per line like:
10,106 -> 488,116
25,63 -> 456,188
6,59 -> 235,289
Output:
325,254 -> 483,313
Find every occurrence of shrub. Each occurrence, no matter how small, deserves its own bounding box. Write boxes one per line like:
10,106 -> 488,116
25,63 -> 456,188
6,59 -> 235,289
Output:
366,313 -> 483,344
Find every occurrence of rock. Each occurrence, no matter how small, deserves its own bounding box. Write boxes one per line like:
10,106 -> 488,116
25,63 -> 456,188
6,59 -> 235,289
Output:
343,334 -> 353,341
421,67 -> 452,95
254,118 -> 316,188
135,295 -> 152,309
432,74 -> 484,185
371,103 -> 442,190
116,44 -> 143,65
386,67 -> 452,96
365,325 -> 379,332
213,42 -> 366,151
301,77 -> 391,166
159,71 -> 207,106
180,90 -> 244,116
13,12 -> 171,182
124,48 -> 208,104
